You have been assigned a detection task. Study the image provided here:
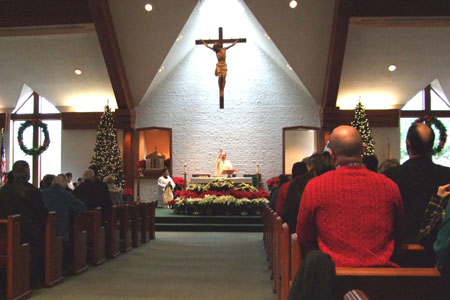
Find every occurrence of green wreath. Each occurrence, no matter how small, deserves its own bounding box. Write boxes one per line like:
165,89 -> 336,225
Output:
17,119 -> 50,156
415,116 -> 447,155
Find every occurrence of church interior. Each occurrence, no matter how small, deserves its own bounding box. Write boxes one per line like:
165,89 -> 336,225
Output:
0,0 -> 450,299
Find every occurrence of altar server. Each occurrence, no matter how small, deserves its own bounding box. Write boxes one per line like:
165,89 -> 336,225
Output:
157,168 -> 175,208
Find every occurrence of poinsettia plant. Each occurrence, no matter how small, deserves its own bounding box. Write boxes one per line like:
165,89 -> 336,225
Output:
173,177 -> 185,191
123,188 -> 134,202
267,176 -> 279,192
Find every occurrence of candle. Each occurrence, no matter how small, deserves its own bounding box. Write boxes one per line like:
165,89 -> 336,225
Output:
256,164 -> 260,174
184,164 -> 187,173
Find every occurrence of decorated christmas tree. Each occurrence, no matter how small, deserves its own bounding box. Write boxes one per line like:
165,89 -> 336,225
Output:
91,104 -> 125,188
351,100 -> 375,156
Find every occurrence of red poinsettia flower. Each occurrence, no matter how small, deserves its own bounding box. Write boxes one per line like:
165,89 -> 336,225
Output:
173,177 -> 185,186
123,188 -> 134,196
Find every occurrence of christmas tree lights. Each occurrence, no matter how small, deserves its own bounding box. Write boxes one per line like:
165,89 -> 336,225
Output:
351,101 -> 375,156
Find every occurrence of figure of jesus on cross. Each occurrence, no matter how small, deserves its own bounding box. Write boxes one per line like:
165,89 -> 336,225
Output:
196,27 -> 246,109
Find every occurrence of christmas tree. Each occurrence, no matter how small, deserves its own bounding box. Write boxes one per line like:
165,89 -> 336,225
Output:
351,101 -> 375,156
91,105 -> 125,188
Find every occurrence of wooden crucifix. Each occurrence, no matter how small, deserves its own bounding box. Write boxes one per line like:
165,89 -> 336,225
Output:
195,27 -> 246,109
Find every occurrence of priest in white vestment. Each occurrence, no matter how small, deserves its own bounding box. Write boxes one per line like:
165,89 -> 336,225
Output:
157,168 -> 175,208
214,148 -> 233,177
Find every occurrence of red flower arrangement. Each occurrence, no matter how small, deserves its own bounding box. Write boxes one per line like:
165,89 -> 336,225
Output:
137,159 -> 146,170
173,189 -> 269,200
266,176 -> 279,191
123,188 -> 133,196
173,177 -> 185,187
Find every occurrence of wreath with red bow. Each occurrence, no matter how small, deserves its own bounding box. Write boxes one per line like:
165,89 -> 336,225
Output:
415,116 -> 447,155
17,119 -> 50,156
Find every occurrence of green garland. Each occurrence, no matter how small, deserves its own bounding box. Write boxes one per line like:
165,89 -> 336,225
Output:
415,116 -> 447,155
17,119 -> 50,156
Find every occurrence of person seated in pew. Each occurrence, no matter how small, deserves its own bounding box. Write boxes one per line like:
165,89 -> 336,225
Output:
41,174 -> 86,243
281,152 -> 334,234
89,165 -> 113,216
434,193 -> 450,274
74,169 -> 111,219
420,184 -> 450,251
384,122 -> 450,244
65,172 -> 75,191
275,162 -> 307,215
0,160 -> 48,288
296,126 -> 405,267
269,174 -> 289,210
40,174 -> 55,190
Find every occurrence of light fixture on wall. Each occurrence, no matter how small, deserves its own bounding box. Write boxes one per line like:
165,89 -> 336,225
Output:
158,66 -> 165,72
289,1 -> 298,9
74,69 -> 82,75
388,64 -> 397,72
145,3 -> 153,12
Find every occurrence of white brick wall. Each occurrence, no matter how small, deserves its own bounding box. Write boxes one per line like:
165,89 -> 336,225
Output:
136,43 -> 320,201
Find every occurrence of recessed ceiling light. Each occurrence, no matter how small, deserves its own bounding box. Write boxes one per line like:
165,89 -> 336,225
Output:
145,3 -> 153,12
289,1 -> 298,9
388,64 -> 397,72
74,69 -> 82,75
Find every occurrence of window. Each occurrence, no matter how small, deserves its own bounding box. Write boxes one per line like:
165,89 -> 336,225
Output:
10,88 -> 61,185
400,82 -> 450,165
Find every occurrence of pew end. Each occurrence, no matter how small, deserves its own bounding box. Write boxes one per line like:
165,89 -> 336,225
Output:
44,212 -> 64,288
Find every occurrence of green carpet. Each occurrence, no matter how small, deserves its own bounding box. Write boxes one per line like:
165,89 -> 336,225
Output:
30,232 -> 274,300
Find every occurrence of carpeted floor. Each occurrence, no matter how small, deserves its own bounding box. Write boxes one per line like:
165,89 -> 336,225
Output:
30,232 -> 274,300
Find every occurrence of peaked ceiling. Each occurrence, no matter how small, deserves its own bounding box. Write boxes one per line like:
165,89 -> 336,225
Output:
0,0 -> 449,113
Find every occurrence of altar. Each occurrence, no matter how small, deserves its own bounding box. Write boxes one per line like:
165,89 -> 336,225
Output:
190,177 -> 253,185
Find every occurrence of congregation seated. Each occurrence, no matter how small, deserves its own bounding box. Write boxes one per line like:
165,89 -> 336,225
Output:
384,122 -> 450,244
104,175 -> 123,206
296,126 -> 405,267
74,169 -> 103,210
281,152 -> 334,233
66,172 -> 75,191
41,174 -> 86,243
275,162 -> 307,215
0,160 -> 48,287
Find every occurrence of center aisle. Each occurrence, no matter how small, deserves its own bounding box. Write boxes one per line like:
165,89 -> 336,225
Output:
31,232 -> 274,300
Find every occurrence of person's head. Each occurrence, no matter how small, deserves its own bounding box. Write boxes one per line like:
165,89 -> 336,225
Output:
88,165 -> 99,178
292,162 -> 308,179
305,153 -> 320,171
53,174 -> 68,188
103,175 -> 115,184
379,158 -> 400,174
12,160 -> 30,182
65,172 -> 73,181
40,174 -> 55,189
83,169 -> 96,182
220,152 -> 227,161
278,174 -> 289,187
406,122 -> 435,158
162,168 -> 169,178
362,155 -> 379,173
77,177 -> 83,184
309,151 -> 335,176
213,42 -> 222,52
328,126 -> 364,166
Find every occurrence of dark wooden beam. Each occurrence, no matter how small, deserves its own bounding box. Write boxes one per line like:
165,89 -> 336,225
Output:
88,0 -> 134,110
0,0 -> 92,28
322,0 -> 352,108
123,129 -> 134,189
321,107 -> 400,128
61,110 -> 135,130
10,114 -> 61,121
0,114 -> 7,131
400,111 -> 450,118
351,0 -> 450,18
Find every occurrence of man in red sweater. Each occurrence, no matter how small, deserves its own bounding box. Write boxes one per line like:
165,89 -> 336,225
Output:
296,125 -> 405,267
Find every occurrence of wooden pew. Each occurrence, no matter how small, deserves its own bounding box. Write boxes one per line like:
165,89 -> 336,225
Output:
140,203 -> 150,243
44,212 -> 63,287
280,223 -> 290,300
104,206 -> 120,259
289,234 -> 449,300
116,205 -> 132,252
0,215 -> 31,300
148,201 -> 156,240
81,208 -> 106,266
343,289 -> 370,300
70,214 -> 88,275
128,204 -> 142,248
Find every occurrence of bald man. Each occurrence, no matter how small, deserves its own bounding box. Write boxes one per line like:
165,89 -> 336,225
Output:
296,125 -> 405,267
385,122 -> 450,245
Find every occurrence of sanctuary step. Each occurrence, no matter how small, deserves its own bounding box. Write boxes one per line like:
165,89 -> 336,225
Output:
155,208 -> 262,232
